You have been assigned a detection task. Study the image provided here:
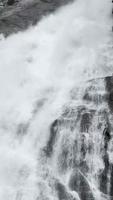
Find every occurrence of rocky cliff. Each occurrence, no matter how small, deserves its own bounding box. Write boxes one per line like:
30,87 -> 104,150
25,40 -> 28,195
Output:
0,0 -> 73,36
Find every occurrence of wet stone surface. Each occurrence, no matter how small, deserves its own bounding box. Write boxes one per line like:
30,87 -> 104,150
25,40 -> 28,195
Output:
41,76 -> 113,200
0,0 -> 73,36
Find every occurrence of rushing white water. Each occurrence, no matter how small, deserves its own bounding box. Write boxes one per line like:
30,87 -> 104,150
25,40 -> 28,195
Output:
0,0 -> 112,199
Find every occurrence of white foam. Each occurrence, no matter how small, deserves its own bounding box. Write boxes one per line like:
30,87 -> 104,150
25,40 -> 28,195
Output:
0,0 -> 112,199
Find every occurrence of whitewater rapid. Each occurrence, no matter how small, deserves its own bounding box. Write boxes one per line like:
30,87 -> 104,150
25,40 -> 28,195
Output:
0,0 -> 112,199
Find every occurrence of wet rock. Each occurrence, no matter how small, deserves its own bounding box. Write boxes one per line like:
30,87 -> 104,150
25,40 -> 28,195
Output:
99,126 -> 113,196
55,181 -> 77,200
43,119 -> 59,157
110,165 -> 113,197
103,126 -> 111,150
99,152 -> 110,195
57,134 -> 80,174
41,0 -> 52,2
99,156 -> 113,198
105,76 -> 113,113
62,106 -> 87,129
7,0 -> 15,5
58,146 -> 69,172
69,170 -> 95,200
80,134 -> 87,159
80,112 -> 94,133
83,92 -> 92,101
41,76 -> 113,199
0,0 -> 73,36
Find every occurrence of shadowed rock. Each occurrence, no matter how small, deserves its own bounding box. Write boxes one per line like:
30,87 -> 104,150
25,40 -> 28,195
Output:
110,165 -> 113,197
99,152 -> 110,195
80,111 -> 94,133
0,0 -> 73,36
103,126 -> 111,150
55,181 -> 77,200
105,76 -> 113,113
69,170 -> 95,200
7,0 -> 15,5
99,125 -> 113,196
43,119 -> 59,157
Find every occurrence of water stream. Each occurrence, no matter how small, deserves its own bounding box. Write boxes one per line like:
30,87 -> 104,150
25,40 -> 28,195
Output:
0,0 -> 112,199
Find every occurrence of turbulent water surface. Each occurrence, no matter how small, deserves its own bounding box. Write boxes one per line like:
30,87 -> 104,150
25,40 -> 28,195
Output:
0,0 -> 113,199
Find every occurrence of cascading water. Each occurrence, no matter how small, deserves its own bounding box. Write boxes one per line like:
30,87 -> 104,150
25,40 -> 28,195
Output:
0,0 -> 112,199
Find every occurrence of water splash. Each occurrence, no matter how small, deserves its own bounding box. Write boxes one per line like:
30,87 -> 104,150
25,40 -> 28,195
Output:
0,0 -> 112,199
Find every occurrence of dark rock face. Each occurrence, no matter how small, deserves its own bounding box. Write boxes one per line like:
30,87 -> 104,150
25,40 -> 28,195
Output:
7,0 -> 15,5
69,170 -> 94,200
105,76 -> 113,113
0,0 -> 73,36
55,181 -> 76,200
80,111 -> 94,133
43,119 -> 59,157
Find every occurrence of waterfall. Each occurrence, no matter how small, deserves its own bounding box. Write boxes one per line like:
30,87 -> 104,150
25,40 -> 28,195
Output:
0,0 -> 112,199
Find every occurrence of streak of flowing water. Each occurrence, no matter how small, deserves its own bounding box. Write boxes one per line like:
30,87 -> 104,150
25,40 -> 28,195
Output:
0,0 -> 112,199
